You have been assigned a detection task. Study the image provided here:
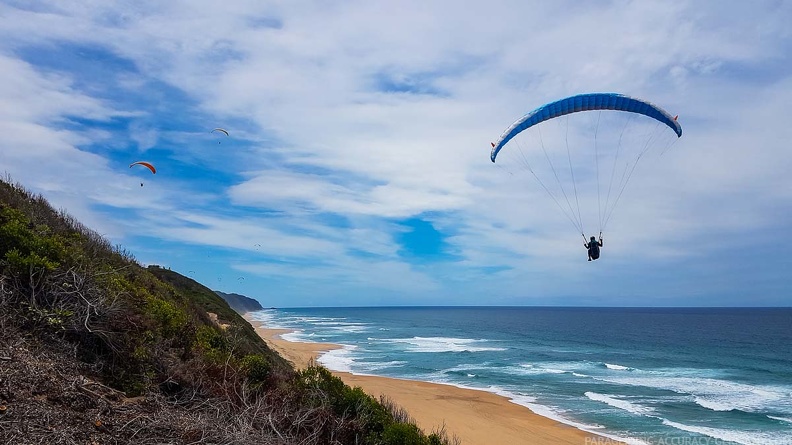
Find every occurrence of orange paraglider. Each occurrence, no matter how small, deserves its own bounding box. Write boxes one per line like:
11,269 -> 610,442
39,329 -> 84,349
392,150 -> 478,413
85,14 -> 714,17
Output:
130,161 -> 156,186
129,161 -> 156,174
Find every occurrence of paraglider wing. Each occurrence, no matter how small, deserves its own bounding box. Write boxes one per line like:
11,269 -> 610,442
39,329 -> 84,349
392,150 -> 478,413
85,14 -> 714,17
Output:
212,128 -> 229,136
129,161 -> 156,174
490,93 -> 682,162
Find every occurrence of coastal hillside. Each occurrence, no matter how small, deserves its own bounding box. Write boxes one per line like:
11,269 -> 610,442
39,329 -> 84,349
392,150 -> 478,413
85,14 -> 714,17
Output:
215,290 -> 265,314
0,178 -> 458,445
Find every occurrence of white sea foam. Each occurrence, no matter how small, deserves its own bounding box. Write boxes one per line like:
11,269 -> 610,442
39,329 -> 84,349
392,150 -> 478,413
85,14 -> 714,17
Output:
604,363 -> 633,371
280,330 -> 335,343
312,321 -> 367,326
512,362 -> 592,377
585,392 -> 654,416
429,363 -> 491,382
593,372 -> 792,414
250,311 -> 366,332
289,316 -> 338,324
484,386 -> 651,445
318,349 -> 410,376
442,363 -> 490,372
693,396 -> 733,412
662,418 -> 789,445
327,325 -> 370,333
767,415 -> 792,424
299,316 -> 337,322
512,364 -> 567,375
316,345 -> 357,373
248,309 -> 291,329
384,337 -> 506,353
308,321 -> 371,333
356,360 -> 407,372
280,330 -> 309,342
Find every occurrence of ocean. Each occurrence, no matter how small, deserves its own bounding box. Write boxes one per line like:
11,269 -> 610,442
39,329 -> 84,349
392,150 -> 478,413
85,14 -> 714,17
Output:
249,307 -> 792,445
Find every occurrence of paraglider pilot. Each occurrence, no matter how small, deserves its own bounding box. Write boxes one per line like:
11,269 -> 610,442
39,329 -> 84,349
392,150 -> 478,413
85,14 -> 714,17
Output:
584,234 -> 603,261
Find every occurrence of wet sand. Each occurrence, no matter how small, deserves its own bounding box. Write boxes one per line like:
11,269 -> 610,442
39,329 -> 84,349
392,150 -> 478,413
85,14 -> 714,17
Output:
245,313 -> 622,445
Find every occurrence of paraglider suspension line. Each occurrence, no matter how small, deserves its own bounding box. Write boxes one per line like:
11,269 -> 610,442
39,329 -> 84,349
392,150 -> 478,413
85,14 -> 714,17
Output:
601,120 -> 663,230
565,116 -> 584,235
602,114 -> 632,230
516,140 -> 584,234
594,111 -> 602,234
538,127 -> 585,234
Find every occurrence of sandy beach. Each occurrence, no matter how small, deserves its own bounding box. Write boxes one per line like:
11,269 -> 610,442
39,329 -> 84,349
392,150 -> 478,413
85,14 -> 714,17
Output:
245,313 -> 622,445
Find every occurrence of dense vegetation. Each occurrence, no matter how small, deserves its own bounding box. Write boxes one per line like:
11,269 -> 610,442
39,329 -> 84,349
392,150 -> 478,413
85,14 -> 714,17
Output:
0,178 -> 458,445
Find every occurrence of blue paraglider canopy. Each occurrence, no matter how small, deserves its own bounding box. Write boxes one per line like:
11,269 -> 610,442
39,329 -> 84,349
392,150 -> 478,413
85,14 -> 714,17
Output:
491,93 -> 681,163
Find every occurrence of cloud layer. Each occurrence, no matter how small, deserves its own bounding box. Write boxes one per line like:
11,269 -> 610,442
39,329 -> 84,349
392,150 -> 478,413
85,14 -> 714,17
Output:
1,1 -> 790,306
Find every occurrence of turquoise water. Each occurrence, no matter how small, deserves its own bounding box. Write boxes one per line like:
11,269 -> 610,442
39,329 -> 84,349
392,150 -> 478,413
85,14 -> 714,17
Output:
249,307 -> 792,445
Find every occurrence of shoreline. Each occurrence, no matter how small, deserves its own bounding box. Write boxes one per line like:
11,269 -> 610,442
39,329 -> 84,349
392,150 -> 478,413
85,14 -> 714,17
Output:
245,312 -> 624,445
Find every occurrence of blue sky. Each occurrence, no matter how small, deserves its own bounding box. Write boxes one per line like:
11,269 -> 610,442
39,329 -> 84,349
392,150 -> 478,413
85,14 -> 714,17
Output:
1,1 -> 790,307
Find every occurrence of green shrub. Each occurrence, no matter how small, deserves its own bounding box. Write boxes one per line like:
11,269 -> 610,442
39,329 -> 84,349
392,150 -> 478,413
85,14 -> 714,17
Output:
426,433 -> 444,445
298,366 -> 346,402
132,344 -> 151,361
298,366 -> 398,438
194,325 -> 229,364
381,423 -> 427,445
146,295 -> 188,338
342,386 -> 391,432
0,207 -> 66,277
5,248 -> 59,273
241,354 -> 272,386
196,325 -> 226,349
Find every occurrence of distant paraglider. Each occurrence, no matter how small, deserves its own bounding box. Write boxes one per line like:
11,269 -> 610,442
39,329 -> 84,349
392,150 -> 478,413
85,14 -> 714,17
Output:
212,128 -> 229,144
129,161 -> 156,174
130,161 -> 156,187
